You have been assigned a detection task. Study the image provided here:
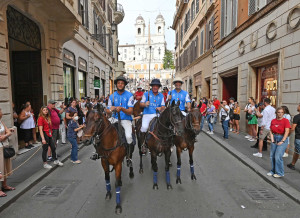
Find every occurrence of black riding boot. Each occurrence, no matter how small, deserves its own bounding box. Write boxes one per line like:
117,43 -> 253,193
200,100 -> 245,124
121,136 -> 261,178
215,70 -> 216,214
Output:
126,143 -> 134,167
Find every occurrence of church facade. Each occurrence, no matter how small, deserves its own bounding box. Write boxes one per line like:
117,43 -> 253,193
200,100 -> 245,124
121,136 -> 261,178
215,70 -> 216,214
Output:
119,14 -> 174,91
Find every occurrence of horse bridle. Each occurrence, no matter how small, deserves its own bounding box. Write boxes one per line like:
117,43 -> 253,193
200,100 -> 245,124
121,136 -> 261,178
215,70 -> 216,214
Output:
155,105 -> 182,139
185,111 -> 201,134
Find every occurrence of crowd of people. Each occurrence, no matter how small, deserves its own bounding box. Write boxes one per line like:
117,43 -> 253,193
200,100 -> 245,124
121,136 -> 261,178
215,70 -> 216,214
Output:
198,96 -> 300,179
1,75 -> 300,198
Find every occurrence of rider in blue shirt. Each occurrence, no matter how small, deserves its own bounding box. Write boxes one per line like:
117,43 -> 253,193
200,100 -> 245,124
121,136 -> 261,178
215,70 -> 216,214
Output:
167,76 -> 191,116
106,76 -> 135,167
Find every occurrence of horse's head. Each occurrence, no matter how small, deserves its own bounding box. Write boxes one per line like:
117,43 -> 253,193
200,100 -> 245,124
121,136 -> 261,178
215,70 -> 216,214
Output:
83,105 -> 103,145
189,101 -> 202,134
170,100 -> 184,136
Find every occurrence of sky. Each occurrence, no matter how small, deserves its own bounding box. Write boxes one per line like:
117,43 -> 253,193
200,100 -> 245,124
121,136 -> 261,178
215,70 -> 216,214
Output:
118,0 -> 176,50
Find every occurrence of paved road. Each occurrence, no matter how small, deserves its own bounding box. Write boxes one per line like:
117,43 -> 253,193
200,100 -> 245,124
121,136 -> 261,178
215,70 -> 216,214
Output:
1,133 -> 300,218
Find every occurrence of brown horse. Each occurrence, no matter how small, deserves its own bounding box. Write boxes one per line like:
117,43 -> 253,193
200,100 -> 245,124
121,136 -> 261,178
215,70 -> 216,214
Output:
136,100 -> 184,190
174,102 -> 202,184
83,107 -> 130,215
133,99 -> 144,118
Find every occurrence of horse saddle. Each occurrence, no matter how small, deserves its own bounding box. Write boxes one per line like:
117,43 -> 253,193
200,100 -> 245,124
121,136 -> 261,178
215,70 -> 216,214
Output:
112,123 -> 136,146
145,117 -> 158,142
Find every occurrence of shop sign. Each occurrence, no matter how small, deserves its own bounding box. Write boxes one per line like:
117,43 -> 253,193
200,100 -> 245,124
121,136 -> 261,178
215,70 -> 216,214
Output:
78,57 -> 87,72
63,49 -> 75,66
94,79 -> 101,89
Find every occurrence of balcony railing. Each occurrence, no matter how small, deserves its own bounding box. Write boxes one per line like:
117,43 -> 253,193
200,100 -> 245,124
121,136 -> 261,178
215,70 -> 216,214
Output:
116,3 -> 124,15
114,3 -> 125,24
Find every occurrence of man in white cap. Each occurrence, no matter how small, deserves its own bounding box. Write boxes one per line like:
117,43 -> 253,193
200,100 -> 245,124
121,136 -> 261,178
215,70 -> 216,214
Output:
168,76 -> 191,116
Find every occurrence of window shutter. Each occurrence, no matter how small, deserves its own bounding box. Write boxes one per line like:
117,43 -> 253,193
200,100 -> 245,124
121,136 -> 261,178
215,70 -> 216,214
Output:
200,31 -> 204,55
78,0 -> 81,14
210,15 -> 215,48
220,0 -> 225,39
195,36 -> 198,58
205,23 -> 209,51
85,0 -> 89,29
249,0 -> 256,15
93,11 -> 97,34
232,0 -> 237,30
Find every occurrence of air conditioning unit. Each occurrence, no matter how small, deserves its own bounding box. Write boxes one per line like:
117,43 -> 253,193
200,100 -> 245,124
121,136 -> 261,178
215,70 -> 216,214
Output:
184,0 -> 189,3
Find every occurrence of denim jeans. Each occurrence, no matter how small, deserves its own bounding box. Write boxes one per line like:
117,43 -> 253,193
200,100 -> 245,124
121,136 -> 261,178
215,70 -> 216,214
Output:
269,134 -> 288,176
68,137 -> 78,161
221,120 -> 229,139
207,115 -> 214,132
200,115 -> 205,130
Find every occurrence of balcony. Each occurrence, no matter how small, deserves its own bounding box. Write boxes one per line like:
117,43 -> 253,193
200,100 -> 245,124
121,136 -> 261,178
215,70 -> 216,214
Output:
114,3 -> 125,25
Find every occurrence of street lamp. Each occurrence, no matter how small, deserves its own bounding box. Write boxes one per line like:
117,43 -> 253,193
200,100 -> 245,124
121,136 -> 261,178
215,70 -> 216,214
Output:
92,21 -> 117,40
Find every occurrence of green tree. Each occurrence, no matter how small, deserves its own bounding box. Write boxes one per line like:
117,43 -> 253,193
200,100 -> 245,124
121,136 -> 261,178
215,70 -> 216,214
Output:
163,50 -> 175,69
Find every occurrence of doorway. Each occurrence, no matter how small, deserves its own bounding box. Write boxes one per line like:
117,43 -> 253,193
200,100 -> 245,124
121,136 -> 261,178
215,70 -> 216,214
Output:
222,75 -> 237,102
7,6 -> 43,116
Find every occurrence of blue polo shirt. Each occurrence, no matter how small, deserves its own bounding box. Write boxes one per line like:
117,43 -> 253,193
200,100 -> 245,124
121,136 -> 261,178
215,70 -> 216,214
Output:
167,89 -> 191,111
107,90 -> 134,120
141,91 -> 165,115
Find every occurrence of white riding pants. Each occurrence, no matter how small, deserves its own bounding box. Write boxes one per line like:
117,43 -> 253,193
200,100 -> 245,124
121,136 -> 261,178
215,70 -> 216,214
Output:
181,111 -> 187,116
141,114 -> 157,133
109,118 -> 133,144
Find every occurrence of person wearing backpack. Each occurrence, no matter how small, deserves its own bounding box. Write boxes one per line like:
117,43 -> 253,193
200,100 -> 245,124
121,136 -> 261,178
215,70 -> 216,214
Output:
229,97 -> 235,131
282,106 -> 292,158
47,100 -> 65,161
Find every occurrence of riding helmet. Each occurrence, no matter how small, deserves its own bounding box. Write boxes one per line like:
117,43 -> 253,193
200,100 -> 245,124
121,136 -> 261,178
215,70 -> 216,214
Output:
114,76 -> 128,86
150,79 -> 162,87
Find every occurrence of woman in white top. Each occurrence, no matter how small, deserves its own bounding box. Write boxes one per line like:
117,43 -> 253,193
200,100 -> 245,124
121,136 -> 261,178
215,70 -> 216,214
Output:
18,103 -> 35,149
0,108 -> 15,197
282,106 -> 292,157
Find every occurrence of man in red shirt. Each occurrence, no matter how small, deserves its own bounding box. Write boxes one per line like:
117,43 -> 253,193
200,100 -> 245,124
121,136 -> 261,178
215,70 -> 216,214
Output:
163,87 -> 169,103
199,99 -> 207,131
135,87 -> 144,101
47,100 -> 65,160
213,97 -> 220,112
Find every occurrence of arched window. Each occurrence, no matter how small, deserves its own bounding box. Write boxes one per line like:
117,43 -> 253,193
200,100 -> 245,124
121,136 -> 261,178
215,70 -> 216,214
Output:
138,28 -> 141,35
158,26 -> 161,33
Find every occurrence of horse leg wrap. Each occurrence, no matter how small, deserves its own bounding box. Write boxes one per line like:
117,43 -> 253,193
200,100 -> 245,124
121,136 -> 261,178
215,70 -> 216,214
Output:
177,165 -> 181,177
190,165 -> 194,174
106,180 -> 111,192
153,171 -> 158,184
166,171 -> 170,184
116,186 -> 121,205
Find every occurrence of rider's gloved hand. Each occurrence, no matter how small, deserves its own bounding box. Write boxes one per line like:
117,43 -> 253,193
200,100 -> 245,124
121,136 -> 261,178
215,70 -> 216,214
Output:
146,101 -> 150,107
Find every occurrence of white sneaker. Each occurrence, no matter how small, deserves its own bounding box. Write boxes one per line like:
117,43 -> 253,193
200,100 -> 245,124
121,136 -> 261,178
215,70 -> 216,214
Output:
253,152 -> 262,158
208,131 -> 214,134
54,160 -> 64,166
283,153 -> 288,158
267,172 -> 273,176
230,128 -> 233,131
273,174 -> 282,178
249,138 -> 256,142
43,163 -> 52,169
206,130 -> 211,133
245,135 -> 251,139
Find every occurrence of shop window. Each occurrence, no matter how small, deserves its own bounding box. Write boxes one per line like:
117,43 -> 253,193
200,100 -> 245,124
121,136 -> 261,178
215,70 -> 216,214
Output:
78,71 -> 87,99
64,66 -> 75,98
258,64 -> 278,107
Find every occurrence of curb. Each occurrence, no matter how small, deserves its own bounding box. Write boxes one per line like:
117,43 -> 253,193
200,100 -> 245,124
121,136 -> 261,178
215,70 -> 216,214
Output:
203,131 -> 300,204
0,143 -> 86,212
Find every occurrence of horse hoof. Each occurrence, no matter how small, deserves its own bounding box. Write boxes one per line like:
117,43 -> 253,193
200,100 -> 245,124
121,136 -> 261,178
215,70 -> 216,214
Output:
105,191 -> 111,200
191,174 -> 197,180
115,205 -> 122,215
153,184 -> 158,190
129,172 -> 134,179
167,184 -> 173,190
139,168 -> 144,174
176,178 -> 182,184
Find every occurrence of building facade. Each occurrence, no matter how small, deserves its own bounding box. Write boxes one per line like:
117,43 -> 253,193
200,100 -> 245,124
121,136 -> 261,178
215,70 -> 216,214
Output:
0,0 -> 124,143
119,14 -> 174,91
173,0 -> 219,101
173,0 -> 300,131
